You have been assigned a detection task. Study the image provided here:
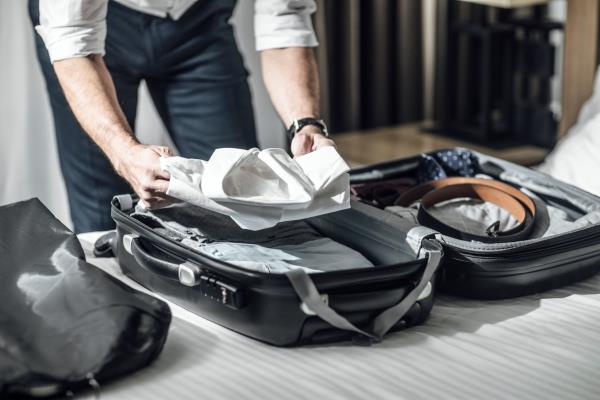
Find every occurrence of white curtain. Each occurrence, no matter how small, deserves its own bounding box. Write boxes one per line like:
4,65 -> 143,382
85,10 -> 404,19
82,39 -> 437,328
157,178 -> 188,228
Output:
0,1 -> 71,224
0,0 -> 283,229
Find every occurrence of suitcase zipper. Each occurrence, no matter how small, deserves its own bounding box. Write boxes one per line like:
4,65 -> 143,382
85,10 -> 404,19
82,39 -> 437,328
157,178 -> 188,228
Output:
448,225 -> 600,258
444,226 -> 600,275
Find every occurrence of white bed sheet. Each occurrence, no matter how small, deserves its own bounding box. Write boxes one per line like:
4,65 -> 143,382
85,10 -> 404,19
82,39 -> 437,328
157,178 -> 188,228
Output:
78,232 -> 600,400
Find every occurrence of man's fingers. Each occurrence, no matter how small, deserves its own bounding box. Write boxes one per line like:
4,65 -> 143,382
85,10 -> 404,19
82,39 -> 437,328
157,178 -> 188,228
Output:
154,168 -> 171,181
141,178 -> 170,194
152,178 -> 170,194
150,145 -> 172,157
141,196 -> 175,209
138,190 -> 176,207
312,137 -> 336,151
295,146 -> 311,156
291,134 -> 313,156
292,132 -> 336,156
149,147 -> 172,180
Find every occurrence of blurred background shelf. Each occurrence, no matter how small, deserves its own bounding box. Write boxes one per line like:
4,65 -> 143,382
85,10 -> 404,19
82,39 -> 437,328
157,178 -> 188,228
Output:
332,122 -> 548,167
319,0 -> 598,169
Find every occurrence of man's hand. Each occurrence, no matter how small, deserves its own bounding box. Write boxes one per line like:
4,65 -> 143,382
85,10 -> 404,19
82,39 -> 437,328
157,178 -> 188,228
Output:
113,144 -> 174,208
291,128 -> 336,157
261,48 -> 333,156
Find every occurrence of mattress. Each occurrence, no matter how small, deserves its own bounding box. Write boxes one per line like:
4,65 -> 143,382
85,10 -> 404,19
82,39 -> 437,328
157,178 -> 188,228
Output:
79,232 -> 600,400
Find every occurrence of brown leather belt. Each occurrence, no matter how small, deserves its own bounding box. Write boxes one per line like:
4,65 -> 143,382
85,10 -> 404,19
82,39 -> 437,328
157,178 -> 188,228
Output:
395,177 -> 537,243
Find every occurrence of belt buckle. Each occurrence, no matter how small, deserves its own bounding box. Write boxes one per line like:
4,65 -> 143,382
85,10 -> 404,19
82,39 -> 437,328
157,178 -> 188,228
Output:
485,221 -> 501,237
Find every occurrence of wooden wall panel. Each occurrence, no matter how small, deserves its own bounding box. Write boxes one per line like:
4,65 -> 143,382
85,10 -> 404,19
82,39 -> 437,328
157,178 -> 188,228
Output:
560,0 -> 599,136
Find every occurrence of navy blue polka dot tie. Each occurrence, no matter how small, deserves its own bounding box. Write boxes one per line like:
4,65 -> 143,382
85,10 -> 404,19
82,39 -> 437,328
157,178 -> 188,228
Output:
417,149 -> 478,183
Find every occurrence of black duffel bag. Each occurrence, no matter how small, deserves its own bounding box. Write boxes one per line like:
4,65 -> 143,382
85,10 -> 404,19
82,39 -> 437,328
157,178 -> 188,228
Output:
0,199 -> 171,398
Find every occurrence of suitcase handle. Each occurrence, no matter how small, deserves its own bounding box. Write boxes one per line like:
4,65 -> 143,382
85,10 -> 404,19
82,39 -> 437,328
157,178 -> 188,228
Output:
129,236 -> 182,282
286,239 -> 443,343
129,236 -> 244,308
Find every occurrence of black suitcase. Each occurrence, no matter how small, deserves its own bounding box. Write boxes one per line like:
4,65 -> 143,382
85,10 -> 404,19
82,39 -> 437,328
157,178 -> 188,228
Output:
349,148 -> 600,299
111,196 -> 443,346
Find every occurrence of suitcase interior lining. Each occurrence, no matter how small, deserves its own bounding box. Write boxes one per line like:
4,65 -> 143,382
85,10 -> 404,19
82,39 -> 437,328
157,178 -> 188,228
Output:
127,203 -> 420,273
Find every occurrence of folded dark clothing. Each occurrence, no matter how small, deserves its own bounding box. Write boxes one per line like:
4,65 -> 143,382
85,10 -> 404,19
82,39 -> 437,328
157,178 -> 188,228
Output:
351,177 -> 416,208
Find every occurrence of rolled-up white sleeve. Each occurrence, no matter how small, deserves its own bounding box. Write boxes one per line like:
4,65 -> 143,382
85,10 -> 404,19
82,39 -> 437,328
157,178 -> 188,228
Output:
35,0 -> 108,62
254,0 -> 319,51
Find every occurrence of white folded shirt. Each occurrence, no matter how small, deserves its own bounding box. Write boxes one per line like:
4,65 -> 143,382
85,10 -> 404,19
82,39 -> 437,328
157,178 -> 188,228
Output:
160,146 -> 351,230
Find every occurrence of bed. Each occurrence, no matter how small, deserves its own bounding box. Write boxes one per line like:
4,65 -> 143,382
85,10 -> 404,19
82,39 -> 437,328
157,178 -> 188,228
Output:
78,232 -> 600,400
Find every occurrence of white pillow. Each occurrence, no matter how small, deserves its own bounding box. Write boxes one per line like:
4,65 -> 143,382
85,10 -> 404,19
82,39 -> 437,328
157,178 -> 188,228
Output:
538,66 -> 600,197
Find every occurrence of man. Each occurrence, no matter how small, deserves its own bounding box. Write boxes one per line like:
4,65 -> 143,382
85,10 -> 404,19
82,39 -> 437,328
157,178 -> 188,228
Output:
29,0 -> 334,232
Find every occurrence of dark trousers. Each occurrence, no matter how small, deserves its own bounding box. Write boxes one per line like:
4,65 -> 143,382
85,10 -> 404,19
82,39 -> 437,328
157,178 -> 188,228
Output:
29,0 -> 258,233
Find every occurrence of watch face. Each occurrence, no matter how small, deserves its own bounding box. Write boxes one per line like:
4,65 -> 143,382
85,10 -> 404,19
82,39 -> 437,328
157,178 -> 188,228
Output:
288,118 -> 329,139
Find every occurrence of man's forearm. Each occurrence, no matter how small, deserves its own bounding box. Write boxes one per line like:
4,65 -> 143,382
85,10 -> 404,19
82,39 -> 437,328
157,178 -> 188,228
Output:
261,47 -> 333,156
53,55 -> 137,170
53,55 -> 172,207
260,47 -> 320,127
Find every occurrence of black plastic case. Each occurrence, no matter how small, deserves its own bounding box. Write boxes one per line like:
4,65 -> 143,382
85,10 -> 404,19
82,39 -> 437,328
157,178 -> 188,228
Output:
111,198 -> 442,346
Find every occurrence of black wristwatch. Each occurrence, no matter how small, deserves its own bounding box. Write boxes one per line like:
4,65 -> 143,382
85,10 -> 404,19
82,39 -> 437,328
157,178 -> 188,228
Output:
287,118 -> 329,141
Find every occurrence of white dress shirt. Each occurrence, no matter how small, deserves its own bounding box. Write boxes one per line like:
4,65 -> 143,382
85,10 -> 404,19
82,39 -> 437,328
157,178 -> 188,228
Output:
36,0 -> 319,62
159,146 -> 350,230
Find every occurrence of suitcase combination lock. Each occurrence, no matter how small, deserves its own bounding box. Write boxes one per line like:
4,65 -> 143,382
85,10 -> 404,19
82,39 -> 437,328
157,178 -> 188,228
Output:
178,262 -> 243,309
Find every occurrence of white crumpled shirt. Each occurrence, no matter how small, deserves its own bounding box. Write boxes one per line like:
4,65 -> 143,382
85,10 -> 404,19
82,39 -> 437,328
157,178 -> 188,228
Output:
160,146 -> 350,230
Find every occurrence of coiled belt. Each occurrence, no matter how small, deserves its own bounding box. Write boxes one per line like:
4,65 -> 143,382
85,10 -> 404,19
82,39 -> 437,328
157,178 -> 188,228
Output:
395,177 -> 537,243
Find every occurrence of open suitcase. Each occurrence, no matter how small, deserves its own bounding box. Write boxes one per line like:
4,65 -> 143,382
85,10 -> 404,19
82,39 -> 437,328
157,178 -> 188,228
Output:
350,148 -> 600,299
109,147 -> 600,345
111,195 -> 443,346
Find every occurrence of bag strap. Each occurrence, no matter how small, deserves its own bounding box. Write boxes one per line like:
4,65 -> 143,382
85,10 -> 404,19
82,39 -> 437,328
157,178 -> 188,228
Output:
286,240 -> 442,342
